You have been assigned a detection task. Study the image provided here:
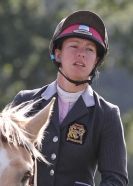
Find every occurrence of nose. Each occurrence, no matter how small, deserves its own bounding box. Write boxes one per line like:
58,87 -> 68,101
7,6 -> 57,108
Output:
77,48 -> 85,59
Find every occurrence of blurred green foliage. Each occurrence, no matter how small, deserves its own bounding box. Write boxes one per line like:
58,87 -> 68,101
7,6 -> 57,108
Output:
123,110 -> 133,155
0,0 -> 56,107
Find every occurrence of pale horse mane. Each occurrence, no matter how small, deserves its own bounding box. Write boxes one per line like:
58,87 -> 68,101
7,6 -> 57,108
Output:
0,99 -> 50,164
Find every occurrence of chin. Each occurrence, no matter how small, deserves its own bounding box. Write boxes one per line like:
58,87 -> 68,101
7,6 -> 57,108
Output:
73,75 -> 88,80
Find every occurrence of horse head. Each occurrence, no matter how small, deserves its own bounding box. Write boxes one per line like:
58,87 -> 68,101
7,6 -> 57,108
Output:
0,98 -> 55,186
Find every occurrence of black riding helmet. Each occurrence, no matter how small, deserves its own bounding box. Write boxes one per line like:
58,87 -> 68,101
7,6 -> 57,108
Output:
49,10 -> 109,85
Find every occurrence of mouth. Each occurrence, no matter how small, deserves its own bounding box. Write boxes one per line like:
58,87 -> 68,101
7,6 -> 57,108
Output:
73,62 -> 85,67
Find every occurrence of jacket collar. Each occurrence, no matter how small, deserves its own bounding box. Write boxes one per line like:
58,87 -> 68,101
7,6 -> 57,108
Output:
41,81 -> 95,107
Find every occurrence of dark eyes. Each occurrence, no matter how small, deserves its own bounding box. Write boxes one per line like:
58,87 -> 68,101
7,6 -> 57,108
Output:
86,48 -> 94,52
70,45 -> 95,52
21,170 -> 33,184
70,45 -> 78,48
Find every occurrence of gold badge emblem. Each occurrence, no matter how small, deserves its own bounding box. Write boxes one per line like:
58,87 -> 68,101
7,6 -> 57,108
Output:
66,123 -> 86,144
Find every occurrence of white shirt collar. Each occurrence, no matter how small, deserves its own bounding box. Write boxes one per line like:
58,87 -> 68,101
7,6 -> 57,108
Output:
41,81 -> 95,107
57,84 -> 84,103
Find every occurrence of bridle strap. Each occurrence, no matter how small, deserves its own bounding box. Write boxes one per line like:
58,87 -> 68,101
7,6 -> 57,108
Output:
29,158 -> 37,186
33,159 -> 38,186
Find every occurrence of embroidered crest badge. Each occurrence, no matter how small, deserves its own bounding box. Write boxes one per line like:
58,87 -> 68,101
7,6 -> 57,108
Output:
66,123 -> 86,144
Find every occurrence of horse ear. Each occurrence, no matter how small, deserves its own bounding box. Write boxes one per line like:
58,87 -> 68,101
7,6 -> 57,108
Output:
25,97 -> 55,142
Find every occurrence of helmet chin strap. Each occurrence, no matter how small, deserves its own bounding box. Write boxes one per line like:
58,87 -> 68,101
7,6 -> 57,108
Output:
58,68 -> 91,86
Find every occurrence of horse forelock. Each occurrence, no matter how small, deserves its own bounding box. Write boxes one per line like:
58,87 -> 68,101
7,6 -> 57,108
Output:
0,100 -> 49,164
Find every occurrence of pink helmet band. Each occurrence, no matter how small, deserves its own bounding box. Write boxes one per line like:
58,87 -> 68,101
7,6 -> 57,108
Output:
59,24 -> 105,47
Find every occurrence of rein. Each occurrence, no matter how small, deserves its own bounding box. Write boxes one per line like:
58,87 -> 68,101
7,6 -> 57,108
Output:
29,159 -> 38,186
29,159 -> 36,186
